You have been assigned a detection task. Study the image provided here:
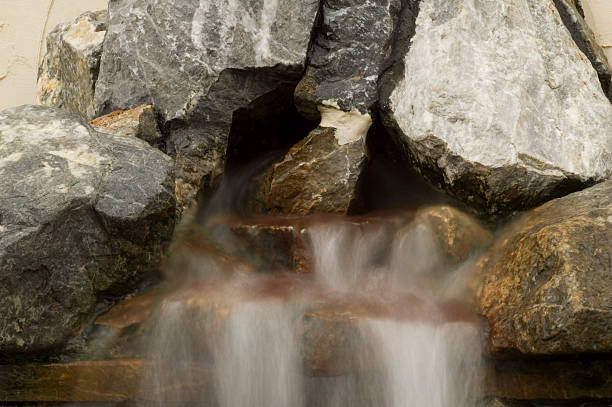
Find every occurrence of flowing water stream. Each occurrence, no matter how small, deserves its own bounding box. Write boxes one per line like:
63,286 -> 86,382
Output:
141,211 -> 485,406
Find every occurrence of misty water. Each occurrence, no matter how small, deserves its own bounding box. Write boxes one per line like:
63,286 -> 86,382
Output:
140,207 -> 485,406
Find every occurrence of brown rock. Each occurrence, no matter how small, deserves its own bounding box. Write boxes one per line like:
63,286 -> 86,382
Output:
484,357 -> 612,401
255,124 -> 368,215
37,11 -> 107,120
476,181 -> 612,356
413,205 -> 493,264
89,105 -> 162,145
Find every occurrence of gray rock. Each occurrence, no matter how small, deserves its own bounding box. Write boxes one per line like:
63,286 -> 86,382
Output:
258,0 -> 404,215
94,0 -> 320,210
37,10 -> 107,120
295,0 -> 402,117
553,0 -> 612,101
475,180 -> 612,356
0,105 -> 176,356
89,105 -> 162,146
381,0 -> 612,216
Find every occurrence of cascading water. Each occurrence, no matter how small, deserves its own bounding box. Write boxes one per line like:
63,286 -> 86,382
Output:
141,208 -> 485,406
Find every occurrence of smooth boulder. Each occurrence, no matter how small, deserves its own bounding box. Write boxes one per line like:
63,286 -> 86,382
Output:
476,180 -> 612,356
381,0 -> 612,216
37,11 -> 107,120
0,105 -> 176,356
94,0 -> 320,209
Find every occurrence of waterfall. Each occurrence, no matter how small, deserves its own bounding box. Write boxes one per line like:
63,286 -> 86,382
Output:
142,211 -> 485,406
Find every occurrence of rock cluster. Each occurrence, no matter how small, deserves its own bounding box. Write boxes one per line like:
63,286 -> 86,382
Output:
0,0 -> 609,404
0,105 -> 176,356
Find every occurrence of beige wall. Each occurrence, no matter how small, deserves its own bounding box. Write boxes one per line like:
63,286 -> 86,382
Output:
581,0 -> 612,62
0,0 -> 108,111
0,0 -> 611,111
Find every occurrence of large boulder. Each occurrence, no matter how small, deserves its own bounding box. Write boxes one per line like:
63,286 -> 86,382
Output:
381,0 -> 612,216
475,180 -> 612,356
256,0 -> 402,215
37,10 -> 107,120
94,0 -> 320,210
0,105 -> 176,356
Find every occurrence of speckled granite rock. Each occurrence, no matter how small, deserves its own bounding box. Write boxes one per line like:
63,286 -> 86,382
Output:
94,0 -> 319,210
0,105 -> 176,356
381,0 -> 612,216
37,10 -> 107,120
89,105 -> 162,145
475,180 -> 612,356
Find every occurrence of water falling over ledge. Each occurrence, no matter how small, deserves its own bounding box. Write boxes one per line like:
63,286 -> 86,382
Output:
138,206 -> 488,407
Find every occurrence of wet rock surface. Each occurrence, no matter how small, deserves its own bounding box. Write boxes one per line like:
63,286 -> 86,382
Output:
37,10 -> 107,120
476,180 -> 612,356
381,0 -> 612,216
94,0 -> 320,210
0,105 -> 176,356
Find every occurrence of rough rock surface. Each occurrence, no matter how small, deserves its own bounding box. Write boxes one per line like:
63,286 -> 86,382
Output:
37,10 -> 107,120
89,105 -> 162,146
476,180 -> 612,356
0,105 -> 176,356
257,0 -> 403,215
255,124 -> 369,215
381,0 -> 612,216
554,0 -> 612,101
410,205 -> 492,264
94,0 -> 320,209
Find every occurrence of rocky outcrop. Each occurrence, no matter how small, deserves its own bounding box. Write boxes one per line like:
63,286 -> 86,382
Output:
256,0 -> 404,215
94,0 -> 320,210
89,105 -> 162,146
381,0 -> 612,216
554,0 -> 612,101
37,10 -> 107,120
0,105 -> 176,356
476,180 -> 612,356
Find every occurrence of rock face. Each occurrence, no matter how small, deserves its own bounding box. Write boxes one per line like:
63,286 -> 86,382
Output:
257,0 -> 403,215
0,105 -> 176,356
94,0 -> 320,209
381,0 -> 612,216
554,0 -> 612,101
37,10 -> 107,120
476,180 -> 612,356
89,105 -> 162,146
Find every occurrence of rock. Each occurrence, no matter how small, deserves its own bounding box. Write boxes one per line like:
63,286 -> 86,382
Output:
484,357 -> 612,401
412,205 -> 492,264
94,0 -> 320,209
256,0 -> 403,215
553,0 -> 612,101
294,0 -> 401,117
475,180 -> 612,356
89,105 -> 162,145
37,10 -> 107,120
255,124 -> 370,215
381,0 -> 612,216
0,105 -> 176,356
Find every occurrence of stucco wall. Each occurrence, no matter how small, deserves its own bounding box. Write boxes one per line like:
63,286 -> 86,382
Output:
0,0 -> 611,111
0,0 -> 108,111
581,0 -> 612,62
